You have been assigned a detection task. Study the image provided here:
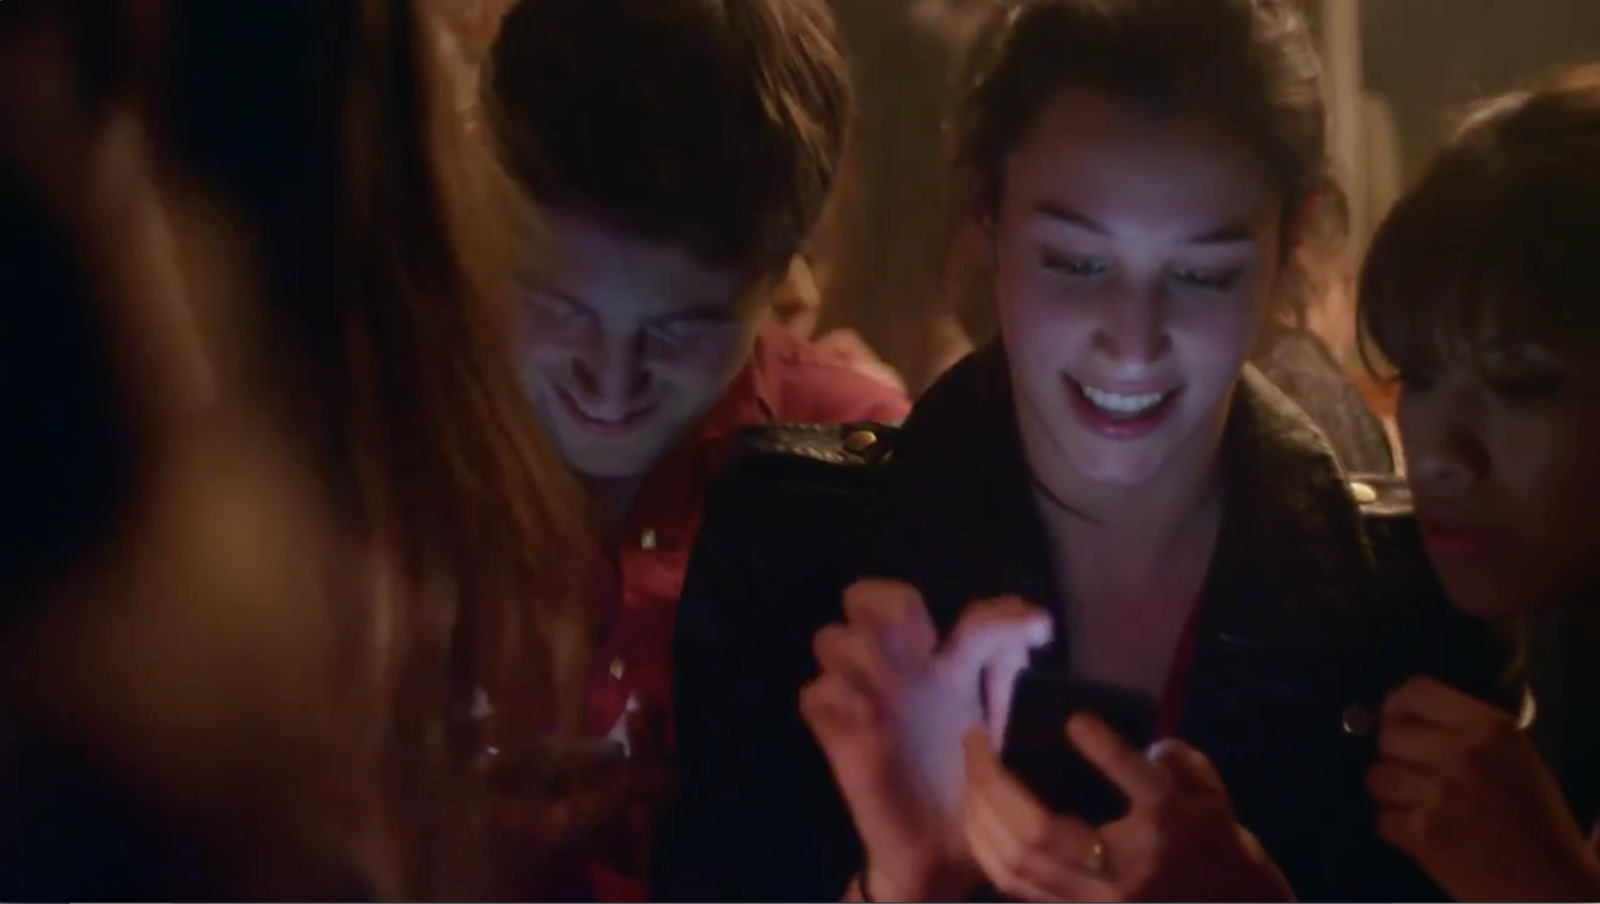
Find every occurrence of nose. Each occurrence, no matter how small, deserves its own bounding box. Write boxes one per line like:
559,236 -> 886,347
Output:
1091,283 -> 1171,369
570,332 -> 650,410
1401,387 -> 1490,488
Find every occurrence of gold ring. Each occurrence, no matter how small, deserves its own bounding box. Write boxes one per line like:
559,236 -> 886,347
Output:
1083,834 -> 1107,876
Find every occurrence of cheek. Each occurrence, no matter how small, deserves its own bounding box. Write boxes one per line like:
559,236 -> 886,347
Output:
996,283 -> 1092,377
1168,297 -> 1258,381
1494,409 -> 1600,539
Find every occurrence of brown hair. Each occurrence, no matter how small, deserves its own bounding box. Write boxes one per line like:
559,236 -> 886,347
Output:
942,0 -> 1344,345
1359,63 -> 1600,375
485,0 -> 854,280
137,0 -> 594,895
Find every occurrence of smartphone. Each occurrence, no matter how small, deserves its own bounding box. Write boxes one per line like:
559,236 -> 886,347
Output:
1001,667 -> 1155,823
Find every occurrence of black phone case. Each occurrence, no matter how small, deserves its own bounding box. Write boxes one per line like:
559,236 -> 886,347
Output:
1001,667 -> 1157,824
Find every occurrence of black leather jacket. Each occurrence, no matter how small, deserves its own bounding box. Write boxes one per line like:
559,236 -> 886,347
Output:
653,346 -> 1519,902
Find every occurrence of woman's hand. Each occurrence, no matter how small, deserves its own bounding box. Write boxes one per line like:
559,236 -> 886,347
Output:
800,580 -> 1052,902
1369,676 -> 1600,902
963,714 -> 1293,902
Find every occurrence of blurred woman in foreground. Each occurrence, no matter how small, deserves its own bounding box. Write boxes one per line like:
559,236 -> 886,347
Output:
0,0 -> 593,898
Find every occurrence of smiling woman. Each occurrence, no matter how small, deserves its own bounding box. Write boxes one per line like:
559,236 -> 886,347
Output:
942,0 -> 1390,476
990,85 -> 1281,489
656,2 -> 1520,902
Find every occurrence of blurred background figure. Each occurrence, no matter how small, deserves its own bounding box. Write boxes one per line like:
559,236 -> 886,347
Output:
770,255 -> 909,395
0,0 -> 595,898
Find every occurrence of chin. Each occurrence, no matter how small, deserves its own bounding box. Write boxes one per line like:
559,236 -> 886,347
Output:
1052,422 -> 1175,486
1435,570 -> 1544,622
1065,450 -> 1166,486
558,438 -> 667,481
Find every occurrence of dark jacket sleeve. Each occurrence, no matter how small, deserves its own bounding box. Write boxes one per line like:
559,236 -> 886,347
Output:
650,439 -> 885,902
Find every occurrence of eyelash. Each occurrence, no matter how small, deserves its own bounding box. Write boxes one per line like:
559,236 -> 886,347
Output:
1041,252 -> 1107,279
1039,253 -> 1241,293
645,322 -> 693,349
1171,268 -> 1243,292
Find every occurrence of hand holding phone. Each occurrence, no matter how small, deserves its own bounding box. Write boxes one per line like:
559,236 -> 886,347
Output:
800,581 -> 1053,902
1000,669 -> 1156,824
965,715 -> 1291,902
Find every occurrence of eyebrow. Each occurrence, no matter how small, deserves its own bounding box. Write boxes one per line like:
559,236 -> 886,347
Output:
1033,200 -> 1257,246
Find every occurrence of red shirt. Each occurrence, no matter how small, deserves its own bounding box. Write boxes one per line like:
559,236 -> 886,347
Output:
583,324 -> 910,901
1154,600 -> 1206,742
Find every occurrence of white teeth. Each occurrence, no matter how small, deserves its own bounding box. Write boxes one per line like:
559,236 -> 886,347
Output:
1080,384 -> 1167,415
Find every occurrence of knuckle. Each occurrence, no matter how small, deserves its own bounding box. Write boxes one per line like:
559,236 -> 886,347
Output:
1147,778 -> 1181,814
812,624 -> 846,657
1461,735 -> 1500,776
1017,811 -> 1052,848
1411,805 -> 1446,850
848,579 -> 917,618
1416,774 -> 1447,814
993,872 -> 1030,900
1480,714 -> 1519,753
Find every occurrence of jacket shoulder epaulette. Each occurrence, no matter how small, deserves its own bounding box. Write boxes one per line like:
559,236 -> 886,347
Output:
1347,472 -> 1412,518
731,421 -> 900,470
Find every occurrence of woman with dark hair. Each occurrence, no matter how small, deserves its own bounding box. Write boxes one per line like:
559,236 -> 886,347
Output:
655,1 -> 1516,901
941,5 -> 1392,475
0,0 -> 595,898
1357,63 -> 1600,903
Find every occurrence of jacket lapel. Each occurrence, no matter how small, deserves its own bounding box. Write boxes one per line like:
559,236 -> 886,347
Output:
876,346 -> 1061,635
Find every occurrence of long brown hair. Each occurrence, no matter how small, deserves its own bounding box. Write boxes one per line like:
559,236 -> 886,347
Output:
161,0 -> 598,892
0,0 -> 595,896
941,0 -> 1346,349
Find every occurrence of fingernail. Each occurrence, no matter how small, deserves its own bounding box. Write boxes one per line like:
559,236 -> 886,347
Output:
1025,614 -> 1053,645
1146,738 -> 1181,760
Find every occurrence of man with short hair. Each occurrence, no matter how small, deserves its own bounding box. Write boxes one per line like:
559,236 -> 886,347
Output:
486,1 -> 909,897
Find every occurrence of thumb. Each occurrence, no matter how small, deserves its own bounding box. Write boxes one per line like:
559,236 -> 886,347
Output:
1147,738 -> 1228,795
983,644 -> 1031,743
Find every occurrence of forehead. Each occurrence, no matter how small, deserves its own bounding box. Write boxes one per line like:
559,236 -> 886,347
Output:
533,205 -> 750,316
1001,86 -> 1279,234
